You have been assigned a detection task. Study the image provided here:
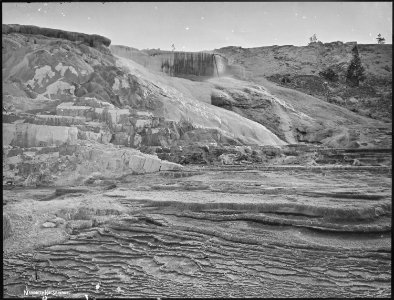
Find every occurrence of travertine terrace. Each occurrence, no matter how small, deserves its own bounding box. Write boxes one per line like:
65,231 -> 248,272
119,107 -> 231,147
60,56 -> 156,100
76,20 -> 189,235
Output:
2,22 -> 392,298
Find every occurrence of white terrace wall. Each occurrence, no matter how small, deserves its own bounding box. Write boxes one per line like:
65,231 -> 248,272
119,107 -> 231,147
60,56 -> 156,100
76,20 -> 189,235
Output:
111,46 -> 229,78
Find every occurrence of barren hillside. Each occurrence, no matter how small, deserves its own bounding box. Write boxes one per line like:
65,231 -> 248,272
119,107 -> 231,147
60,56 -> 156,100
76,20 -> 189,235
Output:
216,42 -> 392,121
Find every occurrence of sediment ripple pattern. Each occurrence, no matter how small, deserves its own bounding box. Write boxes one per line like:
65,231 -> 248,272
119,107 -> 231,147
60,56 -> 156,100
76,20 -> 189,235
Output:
3,217 -> 391,298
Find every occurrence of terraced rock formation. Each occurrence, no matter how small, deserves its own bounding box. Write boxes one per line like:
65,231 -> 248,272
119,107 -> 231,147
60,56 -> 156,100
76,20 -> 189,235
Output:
3,164 -> 391,298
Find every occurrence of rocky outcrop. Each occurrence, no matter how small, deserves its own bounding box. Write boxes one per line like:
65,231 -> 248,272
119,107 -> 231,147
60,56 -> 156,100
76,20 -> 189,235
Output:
2,95 -> 186,186
3,141 -> 183,186
2,24 -> 111,47
3,98 -> 193,186
75,144 -> 183,176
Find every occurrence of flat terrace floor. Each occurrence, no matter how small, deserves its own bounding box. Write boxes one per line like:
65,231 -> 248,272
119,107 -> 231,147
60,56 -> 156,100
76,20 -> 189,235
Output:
3,165 -> 392,298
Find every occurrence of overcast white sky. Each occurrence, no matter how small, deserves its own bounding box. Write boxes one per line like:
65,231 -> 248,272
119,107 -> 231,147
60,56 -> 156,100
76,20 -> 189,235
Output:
2,2 -> 392,51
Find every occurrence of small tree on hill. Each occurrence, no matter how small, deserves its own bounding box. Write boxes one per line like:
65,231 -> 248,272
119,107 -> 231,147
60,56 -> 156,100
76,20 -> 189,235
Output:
376,33 -> 386,44
308,34 -> 318,45
346,45 -> 366,87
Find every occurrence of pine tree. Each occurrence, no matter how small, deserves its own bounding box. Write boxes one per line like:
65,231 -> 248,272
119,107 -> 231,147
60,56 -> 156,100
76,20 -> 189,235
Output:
376,33 -> 386,44
346,45 -> 366,87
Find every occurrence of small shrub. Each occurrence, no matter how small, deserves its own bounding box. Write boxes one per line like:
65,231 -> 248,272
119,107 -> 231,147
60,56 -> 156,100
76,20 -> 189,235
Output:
376,34 -> 386,44
319,68 -> 339,82
308,34 -> 319,45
